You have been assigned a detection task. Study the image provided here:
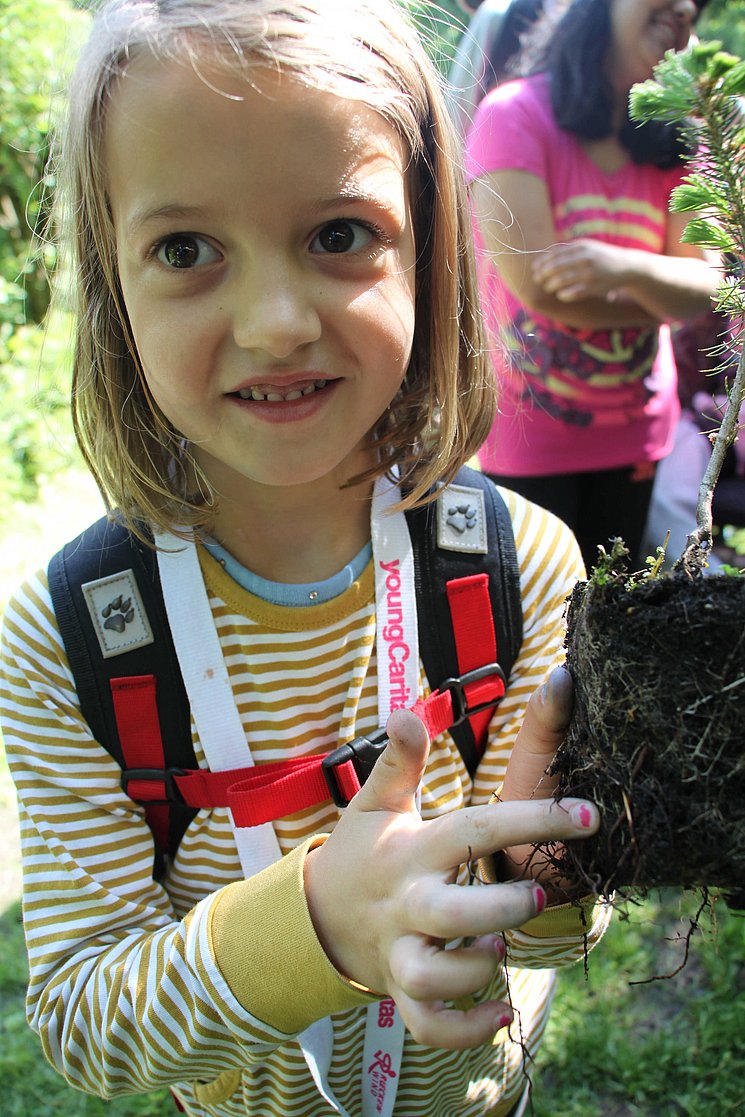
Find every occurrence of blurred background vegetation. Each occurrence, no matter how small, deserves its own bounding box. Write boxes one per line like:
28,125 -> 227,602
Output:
0,2 -> 744,1115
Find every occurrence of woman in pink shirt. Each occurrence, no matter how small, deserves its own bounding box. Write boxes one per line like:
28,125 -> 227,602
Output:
466,0 -> 718,568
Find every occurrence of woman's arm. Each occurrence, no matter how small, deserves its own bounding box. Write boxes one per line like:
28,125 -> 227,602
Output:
532,210 -> 719,323
472,169 -> 718,328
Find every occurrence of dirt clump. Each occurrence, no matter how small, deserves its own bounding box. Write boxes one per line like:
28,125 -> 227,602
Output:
550,571 -> 745,905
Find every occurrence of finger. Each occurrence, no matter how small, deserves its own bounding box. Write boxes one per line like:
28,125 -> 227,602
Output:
532,268 -> 565,292
354,707 -> 430,814
394,991 -> 513,1051
405,876 -> 546,941
389,932 -> 505,1003
532,245 -> 575,275
419,794 -> 597,875
555,283 -> 589,302
501,666 -> 574,802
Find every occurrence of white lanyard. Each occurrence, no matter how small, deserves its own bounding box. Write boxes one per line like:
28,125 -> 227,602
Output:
360,472 -> 420,1117
155,471 -> 420,1117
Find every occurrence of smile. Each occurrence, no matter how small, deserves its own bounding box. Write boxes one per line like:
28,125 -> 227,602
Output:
651,11 -> 688,50
235,379 -> 329,402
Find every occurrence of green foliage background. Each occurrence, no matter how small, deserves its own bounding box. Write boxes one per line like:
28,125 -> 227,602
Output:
697,0 -> 745,58
0,0 -> 88,509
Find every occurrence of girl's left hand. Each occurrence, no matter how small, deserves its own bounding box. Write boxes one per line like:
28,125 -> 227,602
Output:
532,239 -> 632,302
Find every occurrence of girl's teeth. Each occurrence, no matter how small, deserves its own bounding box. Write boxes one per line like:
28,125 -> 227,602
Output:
237,379 -> 327,402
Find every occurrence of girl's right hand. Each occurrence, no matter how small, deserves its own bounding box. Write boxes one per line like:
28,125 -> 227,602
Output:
303,700 -> 599,1050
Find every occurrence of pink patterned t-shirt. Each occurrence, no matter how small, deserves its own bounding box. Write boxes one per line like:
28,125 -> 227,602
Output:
465,73 -> 684,476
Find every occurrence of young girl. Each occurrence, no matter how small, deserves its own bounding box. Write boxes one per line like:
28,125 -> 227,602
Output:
0,2 -> 609,1115
466,0 -> 719,569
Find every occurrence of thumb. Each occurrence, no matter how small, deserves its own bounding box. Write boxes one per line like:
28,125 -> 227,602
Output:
355,707 -> 430,814
501,666 -> 574,802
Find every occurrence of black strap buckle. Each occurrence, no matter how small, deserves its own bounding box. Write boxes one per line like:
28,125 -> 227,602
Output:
439,663 -> 506,725
121,767 -> 186,805
322,727 -> 390,808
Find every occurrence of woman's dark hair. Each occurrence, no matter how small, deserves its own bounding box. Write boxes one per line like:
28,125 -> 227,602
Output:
535,0 -> 691,169
484,0 -> 545,92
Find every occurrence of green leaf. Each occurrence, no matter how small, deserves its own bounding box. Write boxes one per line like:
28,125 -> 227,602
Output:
707,50 -> 741,81
629,75 -> 695,123
686,40 -> 725,75
714,276 -> 745,316
680,218 -> 737,252
720,58 -> 745,95
670,177 -> 727,214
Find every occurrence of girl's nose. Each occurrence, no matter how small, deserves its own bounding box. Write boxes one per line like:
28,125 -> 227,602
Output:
231,261 -> 322,358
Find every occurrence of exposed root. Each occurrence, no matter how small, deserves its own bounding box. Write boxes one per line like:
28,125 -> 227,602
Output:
628,890 -> 710,985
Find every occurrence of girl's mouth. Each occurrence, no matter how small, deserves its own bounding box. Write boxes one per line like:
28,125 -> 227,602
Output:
233,378 -> 329,402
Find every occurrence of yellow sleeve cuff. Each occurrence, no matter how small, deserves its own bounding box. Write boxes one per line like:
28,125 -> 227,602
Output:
208,837 -> 377,1034
518,894 -> 599,938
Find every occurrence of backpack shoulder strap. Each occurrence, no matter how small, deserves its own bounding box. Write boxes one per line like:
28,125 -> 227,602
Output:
405,465 -> 522,775
47,475 -> 522,859
48,517 -> 196,872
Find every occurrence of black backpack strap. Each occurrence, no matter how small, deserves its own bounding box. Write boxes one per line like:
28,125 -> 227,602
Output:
406,466 -> 522,775
48,517 -> 197,873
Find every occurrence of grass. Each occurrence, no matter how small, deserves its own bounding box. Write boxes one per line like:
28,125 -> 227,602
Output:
532,892 -> 745,1116
2,468 -> 745,1115
0,900 -> 170,1116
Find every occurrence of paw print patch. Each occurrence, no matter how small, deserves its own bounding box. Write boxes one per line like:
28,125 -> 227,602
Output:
436,483 -> 488,554
82,570 -> 154,658
102,595 -> 135,633
446,503 -> 478,535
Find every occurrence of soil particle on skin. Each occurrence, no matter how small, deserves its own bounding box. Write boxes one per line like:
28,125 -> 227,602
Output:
550,573 -> 745,901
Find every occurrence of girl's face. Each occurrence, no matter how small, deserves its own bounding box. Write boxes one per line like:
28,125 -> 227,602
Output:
607,0 -> 697,92
105,56 -> 417,502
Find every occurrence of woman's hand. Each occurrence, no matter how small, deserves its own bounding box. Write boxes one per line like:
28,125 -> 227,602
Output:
531,226 -> 719,322
532,239 -> 632,302
303,687 -> 598,1049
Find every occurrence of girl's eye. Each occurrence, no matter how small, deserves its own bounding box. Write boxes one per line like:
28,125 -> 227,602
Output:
310,220 -> 375,255
156,234 -> 220,269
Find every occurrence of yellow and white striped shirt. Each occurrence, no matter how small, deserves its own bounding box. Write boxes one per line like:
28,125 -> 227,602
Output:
0,489 -> 610,1117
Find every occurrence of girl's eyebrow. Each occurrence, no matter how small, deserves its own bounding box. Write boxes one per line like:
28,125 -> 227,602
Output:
321,187 -> 396,206
123,190 -> 404,238
124,203 -> 209,237
314,189 -> 405,219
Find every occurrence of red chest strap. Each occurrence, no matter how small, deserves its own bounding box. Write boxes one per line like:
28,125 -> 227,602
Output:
112,573 -> 504,829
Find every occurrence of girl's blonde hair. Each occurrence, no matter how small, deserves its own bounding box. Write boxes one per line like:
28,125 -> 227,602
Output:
59,0 -> 496,533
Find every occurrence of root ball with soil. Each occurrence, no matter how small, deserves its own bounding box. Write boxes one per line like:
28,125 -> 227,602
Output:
550,565 -> 745,903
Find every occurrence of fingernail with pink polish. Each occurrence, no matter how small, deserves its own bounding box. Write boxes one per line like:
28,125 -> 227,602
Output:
496,1012 -> 513,1032
570,803 -> 595,830
534,885 -> 546,914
